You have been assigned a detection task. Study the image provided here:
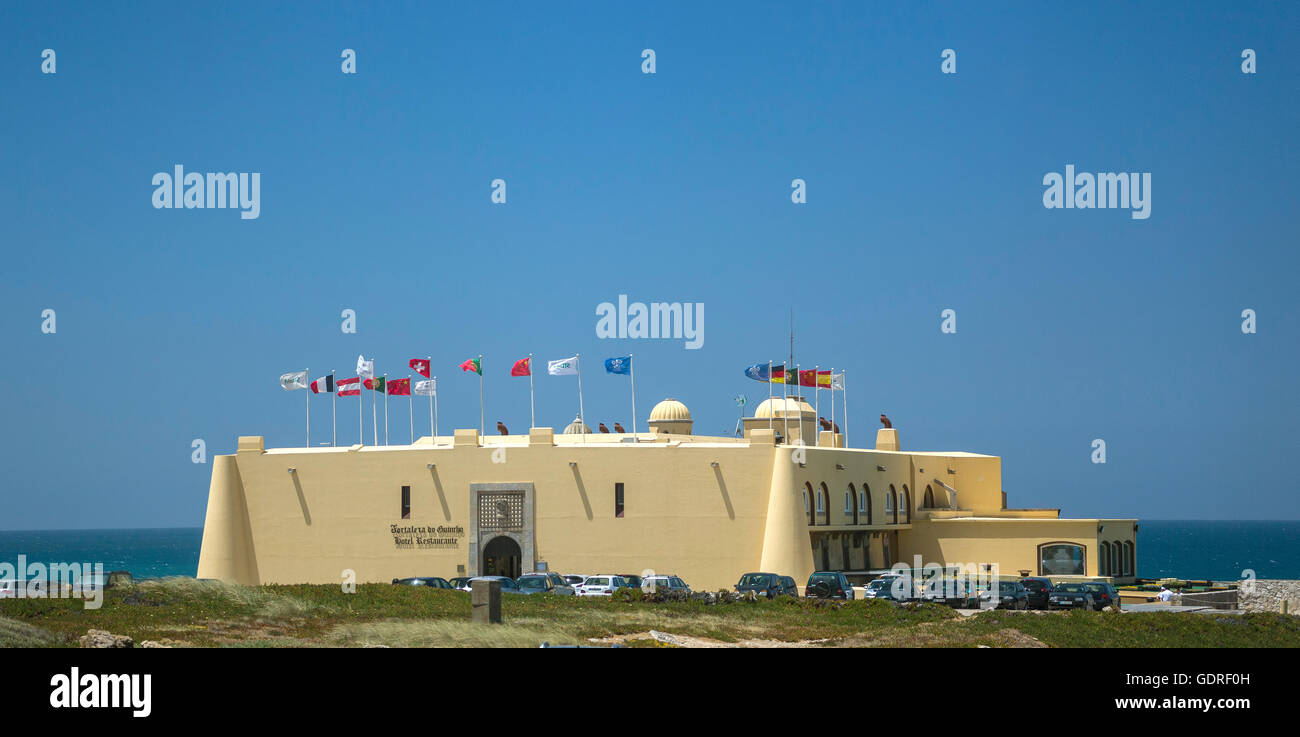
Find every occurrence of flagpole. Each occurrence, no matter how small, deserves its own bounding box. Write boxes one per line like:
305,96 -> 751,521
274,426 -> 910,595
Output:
814,363 -> 819,447
795,363 -> 801,444
331,370 -> 336,447
408,374 -> 413,444
576,354 -> 585,442
528,353 -> 535,429
478,355 -> 484,436
629,353 -> 637,442
358,375 -> 363,445
829,367 -> 835,447
371,359 -> 378,446
767,360 -> 773,431
427,357 -> 433,442
843,369 -> 849,449
434,374 -> 440,442
384,375 -> 389,446
305,367 -> 310,448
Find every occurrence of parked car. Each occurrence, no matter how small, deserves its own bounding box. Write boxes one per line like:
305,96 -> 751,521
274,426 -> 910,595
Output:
641,575 -> 691,594
575,574 -> 634,596
1048,582 -> 1097,610
391,576 -> 452,589
465,576 -> 524,594
863,577 -> 911,602
1082,581 -> 1122,610
516,572 -> 576,595
805,571 -> 855,600
562,574 -> 587,588
979,579 -> 1030,610
449,577 -> 473,591
1019,577 -> 1053,609
734,572 -> 798,599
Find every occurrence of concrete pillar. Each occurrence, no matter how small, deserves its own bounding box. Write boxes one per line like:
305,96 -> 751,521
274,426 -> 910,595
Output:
471,579 -> 502,624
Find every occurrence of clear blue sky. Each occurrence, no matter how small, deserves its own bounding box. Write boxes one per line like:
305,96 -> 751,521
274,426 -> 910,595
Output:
2,2 -> 1296,529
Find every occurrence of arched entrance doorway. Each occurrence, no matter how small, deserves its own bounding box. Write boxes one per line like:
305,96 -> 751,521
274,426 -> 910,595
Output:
481,535 -> 522,578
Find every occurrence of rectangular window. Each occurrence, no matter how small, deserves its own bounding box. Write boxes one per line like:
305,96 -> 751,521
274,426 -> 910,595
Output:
401,485 -> 411,519
615,482 -> 625,518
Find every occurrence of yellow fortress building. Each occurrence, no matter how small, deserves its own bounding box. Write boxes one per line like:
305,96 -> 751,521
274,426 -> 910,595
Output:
197,397 -> 1138,590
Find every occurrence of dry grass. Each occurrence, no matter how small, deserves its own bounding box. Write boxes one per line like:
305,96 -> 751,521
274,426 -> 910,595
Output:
0,616 -> 59,647
327,619 -> 579,648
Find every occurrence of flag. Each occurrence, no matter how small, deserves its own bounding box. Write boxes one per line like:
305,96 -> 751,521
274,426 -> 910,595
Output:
357,355 -> 374,379
817,370 -> 832,389
510,357 -> 531,377
387,378 -> 411,396
548,356 -> 579,375
799,369 -> 817,387
414,379 -> 436,396
310,375 -> 334,394
770,364 -> 787,384
744,363 -> 770,382
459,358 -> 481,375
409,358 -> 430,378
337,377 -> 362,396
831,372 -> 844,390
280,370 -> 308,390
364,376 -> 387,393
604,356 -> 631,375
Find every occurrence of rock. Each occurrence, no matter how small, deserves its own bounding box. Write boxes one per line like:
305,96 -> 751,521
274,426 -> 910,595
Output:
79,629 -> 133,648
649,630 -> 680,645
138,640 -> 171,648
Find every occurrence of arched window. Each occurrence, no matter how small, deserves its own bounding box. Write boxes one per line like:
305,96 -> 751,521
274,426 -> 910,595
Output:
804,483 -> 815,525
1111,544 -> 1120,578
886,485 -> 897,524
1123,541 -> 1134,576
1038,542 -> 1086,576
901,486 -> 911,524
820,483 -> 830,525
848,484 -> 859,525
923,485 -> 935,509
1099,541 -> 1110,575
844,490 -> 852,515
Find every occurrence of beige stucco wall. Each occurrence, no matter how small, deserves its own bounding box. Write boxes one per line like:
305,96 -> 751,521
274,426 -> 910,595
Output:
196,428 -> 1137,589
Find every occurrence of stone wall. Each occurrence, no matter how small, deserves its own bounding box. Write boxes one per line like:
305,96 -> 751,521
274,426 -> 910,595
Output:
1237,580 -> 1300,614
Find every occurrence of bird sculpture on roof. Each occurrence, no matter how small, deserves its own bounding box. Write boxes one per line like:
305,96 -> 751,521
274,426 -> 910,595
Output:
598,423 -> 610,433
818,417 -> 832,430
496,421 -> 509,435
832,421 -> 840,433
880,414 -> 892,428
613,422 -> 626,433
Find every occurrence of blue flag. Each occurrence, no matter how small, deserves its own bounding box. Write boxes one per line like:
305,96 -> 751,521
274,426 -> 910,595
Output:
744,363 -> 771,382
604,356 -> 632,375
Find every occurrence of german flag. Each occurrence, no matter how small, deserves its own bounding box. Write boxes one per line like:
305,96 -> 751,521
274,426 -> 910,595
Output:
770,364 -> 787,384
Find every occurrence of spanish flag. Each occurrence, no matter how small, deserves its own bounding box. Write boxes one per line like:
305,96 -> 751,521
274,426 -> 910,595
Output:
817,370 -> 832,389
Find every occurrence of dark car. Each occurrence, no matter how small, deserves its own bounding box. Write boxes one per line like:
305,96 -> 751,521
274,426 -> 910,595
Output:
979,580 -> 1029,610
1083,581 -> 1121,610
1048,582 -> 1097,610
735,572 -> 798,599
448,577 -> 473,591
805,571 -> 855,600
1019,577 -> 1053,609
515,572 -> 576,596
392,576 -> 452,588
619,574 -> 643,589
466,576 -> 525,594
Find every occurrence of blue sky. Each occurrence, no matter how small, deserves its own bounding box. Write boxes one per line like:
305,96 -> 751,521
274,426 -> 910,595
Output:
1,2 -> 1296,529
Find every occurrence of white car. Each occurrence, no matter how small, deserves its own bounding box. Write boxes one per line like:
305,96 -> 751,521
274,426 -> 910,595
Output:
641,575 -> 691,594
575,574 -> 634,596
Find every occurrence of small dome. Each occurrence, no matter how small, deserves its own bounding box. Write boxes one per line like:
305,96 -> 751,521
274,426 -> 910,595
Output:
754,396 -> 814,419
562,416 -> 591,434
648,398 -> 691,422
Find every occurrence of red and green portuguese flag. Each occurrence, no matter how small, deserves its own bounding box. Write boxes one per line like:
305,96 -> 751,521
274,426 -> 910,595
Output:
363,376 -> 386,393
459,357 -> 482,375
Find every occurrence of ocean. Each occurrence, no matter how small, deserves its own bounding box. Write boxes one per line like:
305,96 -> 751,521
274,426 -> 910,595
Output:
0,520 -> 1296,582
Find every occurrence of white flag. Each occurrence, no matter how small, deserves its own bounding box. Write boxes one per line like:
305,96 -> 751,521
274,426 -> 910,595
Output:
831,372 -> 845,390
280,370 -> 308,390
357,355 -> 374,379
547,356 -> 579,375
414,379 -> 437,396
